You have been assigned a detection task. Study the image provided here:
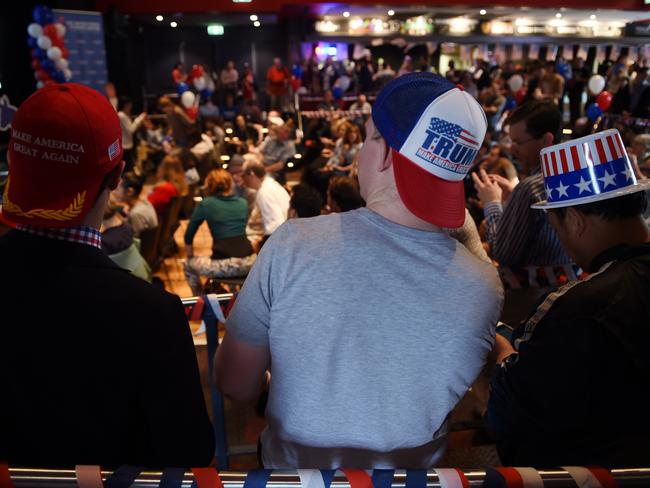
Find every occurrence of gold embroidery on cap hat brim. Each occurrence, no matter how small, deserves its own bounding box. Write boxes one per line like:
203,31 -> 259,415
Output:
2,177 -> 86,221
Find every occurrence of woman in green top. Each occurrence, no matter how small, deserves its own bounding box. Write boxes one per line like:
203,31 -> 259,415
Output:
184,169 -> 253,260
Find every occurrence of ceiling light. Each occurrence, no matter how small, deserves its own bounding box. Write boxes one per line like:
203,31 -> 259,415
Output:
388,10 -> 395,16
479,9 -> 487,15
590,14 -> 597,20
555,12 -> 562,18
253,20 -> 261,27
343,11 -> 350,18
250,14 -> 258,21
156,15 -> 163,22
170,21 -> 178,28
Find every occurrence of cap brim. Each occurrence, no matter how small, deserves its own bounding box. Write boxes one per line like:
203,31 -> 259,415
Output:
392,149 -> 466,228
531,179 -> 650,209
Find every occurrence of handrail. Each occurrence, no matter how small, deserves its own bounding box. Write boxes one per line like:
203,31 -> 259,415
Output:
6,467 -> 650,487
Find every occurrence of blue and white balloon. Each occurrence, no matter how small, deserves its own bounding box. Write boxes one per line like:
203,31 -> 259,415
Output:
55,58 -> 69,70
54,23 -> 66,38
37,35 -> 52,50
27,23 -> 43,38
47,46 -> 62,61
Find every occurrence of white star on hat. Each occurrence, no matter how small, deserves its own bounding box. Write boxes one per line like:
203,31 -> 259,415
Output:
545,184 -> 554,198
598,170 -> 617,189
574,176 -> 592,195
556,180 -> 569,198
621,166 -> 634,182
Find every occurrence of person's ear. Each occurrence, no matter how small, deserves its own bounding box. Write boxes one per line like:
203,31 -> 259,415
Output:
565,207 -> 587,239
542,132 -> 555,147
108,161 -> 125,191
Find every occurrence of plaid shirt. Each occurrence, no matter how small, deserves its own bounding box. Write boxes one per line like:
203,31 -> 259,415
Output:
15,224 -> 102,250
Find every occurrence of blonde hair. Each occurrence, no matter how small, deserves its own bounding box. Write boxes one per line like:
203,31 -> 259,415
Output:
158,155 -> 188,196
206,169 -> 234,196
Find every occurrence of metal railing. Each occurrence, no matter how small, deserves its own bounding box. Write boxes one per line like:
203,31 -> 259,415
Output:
6,467 -> 650,487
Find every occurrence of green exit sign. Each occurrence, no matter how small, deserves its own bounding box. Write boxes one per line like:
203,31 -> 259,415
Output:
207,24 -> 224,35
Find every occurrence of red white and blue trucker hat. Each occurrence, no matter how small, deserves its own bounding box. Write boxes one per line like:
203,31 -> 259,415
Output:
372,72 -> 487,228
531,129 -> 650,210
2,83 -> 123,228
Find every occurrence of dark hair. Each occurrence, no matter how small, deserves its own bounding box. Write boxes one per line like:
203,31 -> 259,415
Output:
506,101 -> 562,144
550,191 -> 648,221
120,171 -> 144,197
117,96 -> 132,112
290,184 -> 322,218
328,176 -> 364,212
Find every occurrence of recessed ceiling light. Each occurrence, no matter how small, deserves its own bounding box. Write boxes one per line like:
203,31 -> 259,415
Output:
343,11 -> 350,18
555,12 -> 562,18
253,20 -> 261,27
590,14 -> 597,20
387,10 -> 395,16
479,9 -> 487,15
156,15 -> 163,21
250,14 -> 258,21
170,21 -> 178,27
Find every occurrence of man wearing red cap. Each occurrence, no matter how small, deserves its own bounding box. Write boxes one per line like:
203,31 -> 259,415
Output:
0,84 -> 214,467
215,73 -> 503,468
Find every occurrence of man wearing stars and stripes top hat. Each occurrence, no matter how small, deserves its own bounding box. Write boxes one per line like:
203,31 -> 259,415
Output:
488,129 -> 650,467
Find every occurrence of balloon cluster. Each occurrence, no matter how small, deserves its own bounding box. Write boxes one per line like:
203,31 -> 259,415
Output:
27,5 -> 71,89
175,64 -> 214,119
586,75 -> 612,122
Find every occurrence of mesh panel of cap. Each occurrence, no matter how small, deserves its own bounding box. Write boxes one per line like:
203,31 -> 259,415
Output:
372,72 -> 456,151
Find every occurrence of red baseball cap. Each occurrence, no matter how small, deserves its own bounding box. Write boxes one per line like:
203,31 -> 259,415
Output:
372,73 -> 487,228
2,83 -> 123,228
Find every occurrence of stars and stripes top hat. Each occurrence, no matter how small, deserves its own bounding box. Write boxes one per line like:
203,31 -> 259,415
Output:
531,129 -> 650,210
372,72 -> 487,228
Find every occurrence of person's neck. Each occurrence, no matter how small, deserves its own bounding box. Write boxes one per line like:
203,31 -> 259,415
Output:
586,216 -> 650,270
366,199 -> 441,232
102,214 -> 123,231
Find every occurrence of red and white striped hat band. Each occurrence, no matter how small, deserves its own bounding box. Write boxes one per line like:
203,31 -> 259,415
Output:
531,129 -> 650,210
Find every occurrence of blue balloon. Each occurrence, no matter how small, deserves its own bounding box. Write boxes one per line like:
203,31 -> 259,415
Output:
292,64 -> 303,78
332,87 -> 343,100
33,5 -> 54,25
505,97 -> 517,111
34,47 -> 48,61
27,37 -> 38,49
41,59 -> 54,71
586,103 -> 603,121
176,82 -> 188,95
200,89 -> 214,99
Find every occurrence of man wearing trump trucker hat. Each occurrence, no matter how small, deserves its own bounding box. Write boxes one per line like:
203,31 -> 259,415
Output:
488,129 -> 650,467
0,84 -> 215,467
216,72 -> 503,468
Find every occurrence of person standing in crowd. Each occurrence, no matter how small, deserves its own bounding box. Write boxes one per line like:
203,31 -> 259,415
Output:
240,158 -> 289,247
250,123 -> 296,182
568,57 -> 591,124
158,95 -> 195,148
398,55 -> 413,77
216,73 -> 502,468
241,62 -> 258,102
266,57 -> 290,111
488,130 -> 650,467
172,62 -> 186,86
0,83 -> 214,467
184,169 -> 254,293
349,93 -> 372,122
104,81 -> 118,111
472,101 -> 574,324
112,171 -> 158,236
117,96 -> 146,172
537,62 -> 565,107
220,60 -> 239,102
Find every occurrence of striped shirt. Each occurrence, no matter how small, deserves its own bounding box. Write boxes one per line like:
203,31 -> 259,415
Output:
15,224 -> 101,249
484,172 -> 572,268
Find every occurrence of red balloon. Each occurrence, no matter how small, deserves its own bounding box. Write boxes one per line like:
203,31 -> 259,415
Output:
43,24 -> 58,40
36,69 -> 49,81
596,91 -> 612,111
515,87 -> 527,105
44,79 -> 56,86
185,106 -> 199,121
61,47 -> 69,58
190,64 -> 203,79
52,37 -> 64,48
31,58 -> 41,70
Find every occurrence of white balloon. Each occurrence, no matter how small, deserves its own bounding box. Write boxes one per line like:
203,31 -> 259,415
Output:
54,23 -> 66,38
55,58 -> 69,70
37,35 -> 52,50
47,46 -> 62,61
588,75 -> 606,95
36,81 -> 45,89
193,76 -> 206,91
181,90 -> 196,108
63,69 -> 72,81
28,23 -> 43,38
507,74 -> 523,92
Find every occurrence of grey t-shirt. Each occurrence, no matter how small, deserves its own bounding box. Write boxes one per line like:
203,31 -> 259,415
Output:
127,199 -> 158,237
227,208 -> 503,468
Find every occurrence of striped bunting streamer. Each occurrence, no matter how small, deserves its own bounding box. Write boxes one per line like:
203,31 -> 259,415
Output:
76,465 -> 104,488
433,468 -> 469,488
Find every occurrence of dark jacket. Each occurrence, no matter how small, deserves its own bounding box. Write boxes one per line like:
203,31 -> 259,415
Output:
0,230 -> 215,468
488,243 -> 650,468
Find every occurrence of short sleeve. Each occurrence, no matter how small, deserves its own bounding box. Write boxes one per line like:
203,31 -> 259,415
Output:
226,225 -> 289,346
